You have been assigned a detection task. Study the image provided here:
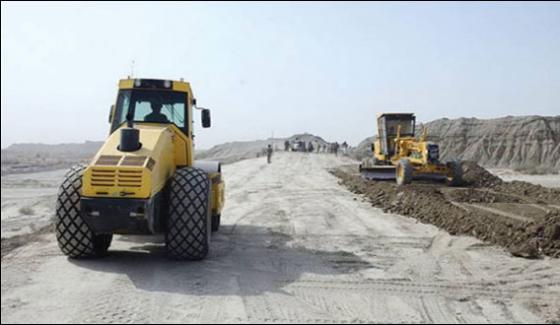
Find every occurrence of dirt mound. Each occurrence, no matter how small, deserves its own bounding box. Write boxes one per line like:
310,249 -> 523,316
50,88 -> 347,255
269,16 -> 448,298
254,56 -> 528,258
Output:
350,136 -> 375,161
333,163 -> 560,258
461,161 -> 503,187
425,116 -> 560,173
196,133 -> 333,164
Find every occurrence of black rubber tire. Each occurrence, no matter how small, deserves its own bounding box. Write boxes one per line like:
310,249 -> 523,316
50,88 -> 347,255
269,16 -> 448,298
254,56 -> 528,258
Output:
94,234 -> 113,254
211,214 -> 221,232
446,161 -> 463,186
396,159 -> 413,186
55,165 -> 112,258
166,167 -> 212,260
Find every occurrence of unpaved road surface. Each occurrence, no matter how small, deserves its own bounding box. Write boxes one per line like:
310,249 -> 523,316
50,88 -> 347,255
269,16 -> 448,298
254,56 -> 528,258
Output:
2,152 -> 559,323
1,169 -> 66,238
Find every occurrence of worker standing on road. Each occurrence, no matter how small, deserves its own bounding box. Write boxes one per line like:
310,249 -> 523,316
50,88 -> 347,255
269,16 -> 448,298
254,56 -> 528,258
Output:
284,140 -> 290,151
267,144 -> 273,164
342,141 -> 348,155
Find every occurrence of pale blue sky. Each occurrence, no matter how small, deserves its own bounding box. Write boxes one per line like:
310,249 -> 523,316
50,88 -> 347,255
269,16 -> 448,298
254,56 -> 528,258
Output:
2,2 -> 559,149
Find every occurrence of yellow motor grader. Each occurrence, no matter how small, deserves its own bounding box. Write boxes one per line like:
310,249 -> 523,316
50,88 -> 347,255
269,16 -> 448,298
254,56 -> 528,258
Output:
359,113 -> 462,186
55,78 -> 224,260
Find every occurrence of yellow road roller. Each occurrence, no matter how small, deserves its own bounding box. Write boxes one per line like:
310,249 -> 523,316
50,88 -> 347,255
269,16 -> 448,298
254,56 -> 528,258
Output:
55,78 -> 225,260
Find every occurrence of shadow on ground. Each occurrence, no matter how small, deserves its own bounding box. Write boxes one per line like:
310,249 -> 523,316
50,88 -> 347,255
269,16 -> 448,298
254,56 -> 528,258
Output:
69,224 -> 373,296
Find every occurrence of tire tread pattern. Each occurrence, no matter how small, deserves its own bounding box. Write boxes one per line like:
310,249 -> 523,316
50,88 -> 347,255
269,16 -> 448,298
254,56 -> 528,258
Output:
166,167 -> 211,260
55,165 -> 111,258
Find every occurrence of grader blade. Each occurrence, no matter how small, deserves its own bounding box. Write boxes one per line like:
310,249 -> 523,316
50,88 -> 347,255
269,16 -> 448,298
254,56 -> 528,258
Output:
360,166 -> 396,180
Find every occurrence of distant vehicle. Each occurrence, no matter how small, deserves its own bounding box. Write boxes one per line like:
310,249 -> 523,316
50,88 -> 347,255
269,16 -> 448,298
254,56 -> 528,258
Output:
359,113 -> 462,186
291,141 -> 304,152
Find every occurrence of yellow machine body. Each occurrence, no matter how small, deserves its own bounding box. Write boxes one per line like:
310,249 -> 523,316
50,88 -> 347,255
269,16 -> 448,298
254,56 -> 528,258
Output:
83,124 -> 189,199
80,78 -> 224,234
360,113 -> 459,184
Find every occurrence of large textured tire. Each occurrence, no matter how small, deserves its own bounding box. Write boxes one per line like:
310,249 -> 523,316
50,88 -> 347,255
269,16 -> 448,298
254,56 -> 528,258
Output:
396,159 -> 413,185
55,165 -> 112,258
166,167 -> 212,260
211,214 -> 221,232
446,161 -> 463,186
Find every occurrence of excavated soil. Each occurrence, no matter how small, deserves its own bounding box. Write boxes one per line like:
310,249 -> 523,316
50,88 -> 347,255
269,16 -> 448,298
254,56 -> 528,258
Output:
333,161 -> 560,258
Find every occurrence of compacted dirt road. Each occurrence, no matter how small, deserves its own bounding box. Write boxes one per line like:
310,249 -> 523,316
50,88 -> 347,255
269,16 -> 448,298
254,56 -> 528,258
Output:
2,152 -> 559,323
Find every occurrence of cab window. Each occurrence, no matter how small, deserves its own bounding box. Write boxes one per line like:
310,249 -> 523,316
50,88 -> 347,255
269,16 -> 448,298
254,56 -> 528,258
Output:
112,89 -> 187,133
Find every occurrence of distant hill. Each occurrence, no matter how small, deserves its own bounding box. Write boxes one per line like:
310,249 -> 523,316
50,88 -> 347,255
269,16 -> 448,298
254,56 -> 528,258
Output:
196,133 -> 332,163
3,116 -> 558,174
351,115 -> 560,173
1,141 -> 104,175
3,141 -> 104,157
1,133 -> 334,174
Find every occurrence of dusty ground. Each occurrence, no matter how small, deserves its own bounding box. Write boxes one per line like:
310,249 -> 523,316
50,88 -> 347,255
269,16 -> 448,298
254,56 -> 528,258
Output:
1,169 -> 66,238
2,152 -> 559,323
334,162 -> 560,258
489,169 -> 560,189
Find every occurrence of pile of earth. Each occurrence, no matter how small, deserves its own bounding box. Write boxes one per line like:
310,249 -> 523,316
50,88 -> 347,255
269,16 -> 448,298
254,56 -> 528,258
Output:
196,133 -> 333,164
332,162 -> 560,258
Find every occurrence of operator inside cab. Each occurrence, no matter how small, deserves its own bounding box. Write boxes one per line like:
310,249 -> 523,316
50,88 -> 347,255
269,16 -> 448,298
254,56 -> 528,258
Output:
110,88 -> 187,135
144,102 -> 170,123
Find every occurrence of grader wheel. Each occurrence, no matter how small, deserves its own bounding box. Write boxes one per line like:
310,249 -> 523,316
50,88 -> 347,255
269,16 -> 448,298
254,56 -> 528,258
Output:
396,159 -> 413,185
446,161 -> 463,186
